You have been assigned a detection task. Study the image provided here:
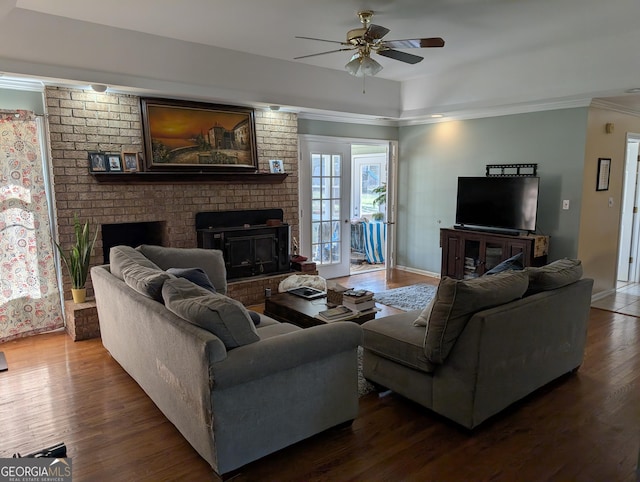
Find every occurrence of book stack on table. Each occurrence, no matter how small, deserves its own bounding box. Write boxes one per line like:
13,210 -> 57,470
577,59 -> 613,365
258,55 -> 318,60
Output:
317,305 -> 357,322
316,289 -> 377,322
342,289 -> 375,312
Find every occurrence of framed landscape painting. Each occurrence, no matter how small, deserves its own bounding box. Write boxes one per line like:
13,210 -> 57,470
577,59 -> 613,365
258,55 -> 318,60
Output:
140,97 -> 258,172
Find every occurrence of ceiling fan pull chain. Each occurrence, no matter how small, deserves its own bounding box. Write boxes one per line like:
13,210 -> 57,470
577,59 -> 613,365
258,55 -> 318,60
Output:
362,74 -> 366,94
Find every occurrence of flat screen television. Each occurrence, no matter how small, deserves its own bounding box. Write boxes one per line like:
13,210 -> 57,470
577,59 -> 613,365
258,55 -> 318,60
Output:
455,177 -> 539,233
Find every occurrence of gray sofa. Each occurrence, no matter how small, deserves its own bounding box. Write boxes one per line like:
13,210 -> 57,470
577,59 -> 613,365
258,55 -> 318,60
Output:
362,259 -> 593,429
91,245 -> 362,476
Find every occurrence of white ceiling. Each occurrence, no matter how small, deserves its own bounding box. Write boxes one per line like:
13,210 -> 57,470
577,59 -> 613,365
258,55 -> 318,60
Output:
3,0 -> 640,120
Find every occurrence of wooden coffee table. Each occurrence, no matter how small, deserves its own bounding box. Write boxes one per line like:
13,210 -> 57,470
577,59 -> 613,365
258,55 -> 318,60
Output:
264,292 -> 376,328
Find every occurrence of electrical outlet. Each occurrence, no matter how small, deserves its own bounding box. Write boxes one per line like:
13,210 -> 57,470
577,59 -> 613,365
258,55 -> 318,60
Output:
562,200 -> 570,210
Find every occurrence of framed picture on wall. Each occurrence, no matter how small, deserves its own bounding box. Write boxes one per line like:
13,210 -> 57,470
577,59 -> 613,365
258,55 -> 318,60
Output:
140,97 -> 258,172
88,152 -> 107,172
596,157 -> 611,191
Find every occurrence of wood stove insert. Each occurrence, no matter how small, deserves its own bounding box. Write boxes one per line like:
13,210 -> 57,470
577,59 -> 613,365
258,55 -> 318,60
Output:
196,209 -> 290,280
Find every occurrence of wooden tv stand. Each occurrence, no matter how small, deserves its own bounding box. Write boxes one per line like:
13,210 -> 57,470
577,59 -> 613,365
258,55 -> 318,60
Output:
440,227 -> 549,279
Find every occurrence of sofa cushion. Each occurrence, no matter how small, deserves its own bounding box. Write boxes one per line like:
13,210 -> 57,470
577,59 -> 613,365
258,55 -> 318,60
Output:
256,322 -> 300,340
413,295 -> 436,327
137,245 -> 227,295
525,258 -> 583,294
110,245 -> 161,280
363,310 -> 436,373
484,252 -> 524,275
162,278 -> 259,349
167,267 -> 216,293
424,270 -> 529,364
122,264 -> 173,302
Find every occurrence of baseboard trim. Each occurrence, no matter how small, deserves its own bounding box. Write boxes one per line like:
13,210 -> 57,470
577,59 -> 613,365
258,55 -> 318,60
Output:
394,265 -> 441,279
591,288 -> 616,303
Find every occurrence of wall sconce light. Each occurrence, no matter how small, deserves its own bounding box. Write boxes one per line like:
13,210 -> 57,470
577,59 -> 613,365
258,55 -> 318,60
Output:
269,105 -> 280,111
90,84 -> 108,93
605,123 -> 614,134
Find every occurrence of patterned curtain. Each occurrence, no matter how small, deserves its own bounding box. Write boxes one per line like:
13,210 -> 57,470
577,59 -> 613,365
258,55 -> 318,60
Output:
0,110 -> 63,342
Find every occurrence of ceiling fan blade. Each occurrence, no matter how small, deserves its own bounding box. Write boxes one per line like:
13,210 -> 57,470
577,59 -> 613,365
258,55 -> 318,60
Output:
295,36 -> 351,46
383,37 -> 445,49
377,49 -> 424,64
364,24 -> 390,42
294,48 -> 354,60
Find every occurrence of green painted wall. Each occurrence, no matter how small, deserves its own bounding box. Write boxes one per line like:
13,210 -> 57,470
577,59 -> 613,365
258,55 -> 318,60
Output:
397,108 -> 589,274
0,88 -> 45,115
297,118 -> 399,140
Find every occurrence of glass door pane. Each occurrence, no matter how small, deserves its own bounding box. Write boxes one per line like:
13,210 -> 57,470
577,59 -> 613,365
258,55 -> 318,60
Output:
485,242 -> 505,271
311,153 -> 343,266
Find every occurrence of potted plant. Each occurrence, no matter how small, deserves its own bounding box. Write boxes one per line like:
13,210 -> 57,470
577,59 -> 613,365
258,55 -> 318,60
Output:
371,183 -> 386,221
56,214 -> 98,303
372,183 -> 386,208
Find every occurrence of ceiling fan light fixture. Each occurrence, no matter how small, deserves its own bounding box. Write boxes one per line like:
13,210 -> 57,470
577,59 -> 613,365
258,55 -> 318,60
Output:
345,53 -> 362,76
361,55 -> 383,77
345,52 -> 382,77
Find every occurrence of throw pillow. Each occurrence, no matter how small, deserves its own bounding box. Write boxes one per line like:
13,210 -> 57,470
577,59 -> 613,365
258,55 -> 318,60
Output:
109,245 -> 161,280
278,274 -> 327,293
413,295 -> 436,327
525,258 -> 583,294
162,278 -> 259,349
121,264 -> 173,302
424,270 -> 529,364
484,252 -> 524,275
167,267 -> 216,293
137,245 -> 227,294
248,310 -> 261,326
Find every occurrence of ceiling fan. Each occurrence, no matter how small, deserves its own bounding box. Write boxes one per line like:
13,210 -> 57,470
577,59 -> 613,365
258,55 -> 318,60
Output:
295,10 -> 445,78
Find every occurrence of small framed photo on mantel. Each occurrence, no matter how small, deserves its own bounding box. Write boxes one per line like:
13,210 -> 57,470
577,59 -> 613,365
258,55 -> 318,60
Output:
269,159 -> 284,174
88,152 -> 107,172
106,153 -> 122,172
122,151 -> 139,172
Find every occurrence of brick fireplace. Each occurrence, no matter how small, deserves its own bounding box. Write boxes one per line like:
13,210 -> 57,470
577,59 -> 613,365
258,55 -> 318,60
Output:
47,86 -> 299,301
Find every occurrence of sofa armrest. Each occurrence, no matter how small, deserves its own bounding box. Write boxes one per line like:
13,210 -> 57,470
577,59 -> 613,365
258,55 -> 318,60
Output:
212,322 -> 363,389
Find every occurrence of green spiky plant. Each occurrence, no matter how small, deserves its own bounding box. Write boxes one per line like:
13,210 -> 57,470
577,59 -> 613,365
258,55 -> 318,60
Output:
372,183 -> 387,207
55,214 -> 98,289
371,183 -> 386,221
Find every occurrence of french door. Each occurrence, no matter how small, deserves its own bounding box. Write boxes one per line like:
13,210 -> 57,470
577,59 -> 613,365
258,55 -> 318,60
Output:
299,136 -> 396,280
299,138 -> 352,278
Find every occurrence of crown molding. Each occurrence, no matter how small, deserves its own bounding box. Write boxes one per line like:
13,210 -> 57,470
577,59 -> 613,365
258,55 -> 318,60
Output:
297,111 -> 397,127
298,96 -> 597,127
0,76 -> 44,92
398,97 -> 593,126
590,99 -> 640,117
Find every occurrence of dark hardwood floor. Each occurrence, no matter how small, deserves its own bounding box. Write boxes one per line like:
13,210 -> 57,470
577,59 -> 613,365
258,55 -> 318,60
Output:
1,269 -> 638,481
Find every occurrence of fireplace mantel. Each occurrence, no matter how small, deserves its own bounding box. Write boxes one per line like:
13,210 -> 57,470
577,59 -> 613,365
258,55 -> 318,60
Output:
91,172 -> 288,184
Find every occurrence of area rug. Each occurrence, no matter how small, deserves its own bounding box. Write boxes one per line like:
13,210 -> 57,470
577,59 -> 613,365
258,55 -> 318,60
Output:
373,283 -> 437,312
358,347 -> 375,396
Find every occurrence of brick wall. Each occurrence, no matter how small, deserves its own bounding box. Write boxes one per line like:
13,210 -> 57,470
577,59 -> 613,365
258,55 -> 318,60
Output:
46,87 -> 299,300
